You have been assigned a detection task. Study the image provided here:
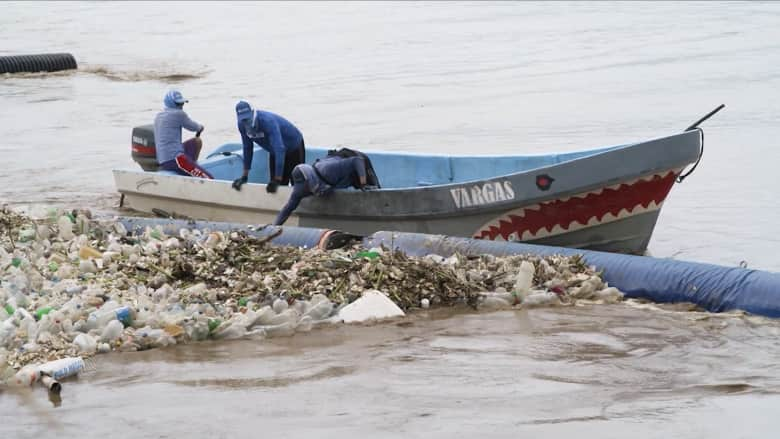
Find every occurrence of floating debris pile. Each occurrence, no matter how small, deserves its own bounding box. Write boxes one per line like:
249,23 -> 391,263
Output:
0,206 -> 622,382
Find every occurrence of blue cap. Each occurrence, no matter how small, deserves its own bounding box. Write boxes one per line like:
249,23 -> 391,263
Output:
235,100 -> 253,123
164,89 -> 188,108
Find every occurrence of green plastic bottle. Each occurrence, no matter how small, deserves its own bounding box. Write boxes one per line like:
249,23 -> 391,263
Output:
354,251 -> 380,260
11,257 -> 22,268
208,318 -> 221,334
4,304 -> 14,315
35,307 -> 54,320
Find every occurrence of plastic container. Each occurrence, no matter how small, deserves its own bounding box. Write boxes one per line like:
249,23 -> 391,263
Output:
86,305 -> 133,330
39,357 -> 85,380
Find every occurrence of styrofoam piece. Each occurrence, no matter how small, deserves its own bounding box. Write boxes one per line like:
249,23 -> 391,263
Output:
337,290 -> 405,323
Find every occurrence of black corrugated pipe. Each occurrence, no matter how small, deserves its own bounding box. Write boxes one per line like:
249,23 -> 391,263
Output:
0,53 -> 77,74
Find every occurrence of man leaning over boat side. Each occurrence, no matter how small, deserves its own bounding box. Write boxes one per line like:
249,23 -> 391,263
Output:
153,89 -> 213,179
231,100 -> 306,194
274,155 -> 369,226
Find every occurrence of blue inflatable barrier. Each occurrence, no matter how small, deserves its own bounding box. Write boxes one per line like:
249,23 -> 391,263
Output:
366,231 -> 780,318
116,218 -> 780,318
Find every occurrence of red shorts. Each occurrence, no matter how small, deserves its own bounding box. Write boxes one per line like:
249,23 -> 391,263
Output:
160,138 -> 213,179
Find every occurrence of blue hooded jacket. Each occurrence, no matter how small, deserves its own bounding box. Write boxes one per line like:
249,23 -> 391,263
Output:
235,101 -> 304,179
274,156 -> 367,225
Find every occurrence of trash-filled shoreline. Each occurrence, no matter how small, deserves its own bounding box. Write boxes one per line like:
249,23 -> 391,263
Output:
0,206 -> 623,389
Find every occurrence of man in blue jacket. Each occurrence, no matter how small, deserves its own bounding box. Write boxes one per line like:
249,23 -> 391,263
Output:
232,100 -> 306,193
274,155 -> 368,226
154,90 -> 212,179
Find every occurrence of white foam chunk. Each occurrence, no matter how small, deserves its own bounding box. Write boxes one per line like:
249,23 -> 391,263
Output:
338,290 -> 405,323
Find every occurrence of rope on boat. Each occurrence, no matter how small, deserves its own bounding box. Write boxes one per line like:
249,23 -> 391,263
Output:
677,128 -> 703,183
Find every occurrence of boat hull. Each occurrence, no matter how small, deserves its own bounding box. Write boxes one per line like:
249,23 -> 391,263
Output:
114,130 -> 702,254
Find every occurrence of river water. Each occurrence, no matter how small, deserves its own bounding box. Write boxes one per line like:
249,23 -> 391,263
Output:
2,2 -> 780,437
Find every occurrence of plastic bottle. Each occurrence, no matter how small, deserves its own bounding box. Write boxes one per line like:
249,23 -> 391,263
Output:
136,327 -> 174,349
37,224 -> 52,241
593,287 -> 623,303
523,291 -> 561,307
207,318 -> 221,334
78,246 -> 102,260
100,320 -> 124,343
185,318 -> 210,341
272,298 -> 289,314
35,307 -> 54,321
304,300 -> 334,321
478,295 -> 512,311
38,357 -> 86,380
261,308 -> 299,326
261,321 -> 297,338
296,316 -> 313,333
18,228 -> 36,242
513,261 -> 536,299
10,366 -> 40,387
57,215 -> 74,240
0,319 -> 16,348
73,333 -> 97,354
60,297 -> 86,320
86,305 -> 133,330
211,321 -> 247,340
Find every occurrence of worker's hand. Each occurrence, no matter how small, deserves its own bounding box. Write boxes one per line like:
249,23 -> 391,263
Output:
266,181 -> 279,193
232,175 -> 248,191
196,126 -> 204,137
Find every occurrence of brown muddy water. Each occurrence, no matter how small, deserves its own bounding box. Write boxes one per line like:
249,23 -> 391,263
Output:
3,303 -> 780,438
3,2 -> 780,437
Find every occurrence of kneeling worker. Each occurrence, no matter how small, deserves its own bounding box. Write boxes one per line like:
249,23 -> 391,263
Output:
232,100 -> 306,193
153,89 -> 213,179
274,155 -> 368,226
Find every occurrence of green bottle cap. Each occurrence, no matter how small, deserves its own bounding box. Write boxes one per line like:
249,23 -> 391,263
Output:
4,304 -> 14,315
11,257 -> 22,268
238,297 -> 248,307
208,318 -> 221,333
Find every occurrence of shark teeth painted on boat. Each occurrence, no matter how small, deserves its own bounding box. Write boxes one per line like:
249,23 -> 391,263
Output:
473,169 -> 681,242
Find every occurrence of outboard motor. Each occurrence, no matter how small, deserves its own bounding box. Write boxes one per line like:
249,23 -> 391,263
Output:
131,124 -> 159,171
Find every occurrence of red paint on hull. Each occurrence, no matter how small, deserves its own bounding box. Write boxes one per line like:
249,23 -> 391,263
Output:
475,171 -> 678,241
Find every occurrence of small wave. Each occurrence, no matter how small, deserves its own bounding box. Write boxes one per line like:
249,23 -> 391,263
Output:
81,65 -> 209,83
2,65 -> 209,83
0,70 -> 75,80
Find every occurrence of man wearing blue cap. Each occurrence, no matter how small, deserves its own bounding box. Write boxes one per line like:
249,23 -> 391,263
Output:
154,90 -> 213,179
232,100 -> 305,193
